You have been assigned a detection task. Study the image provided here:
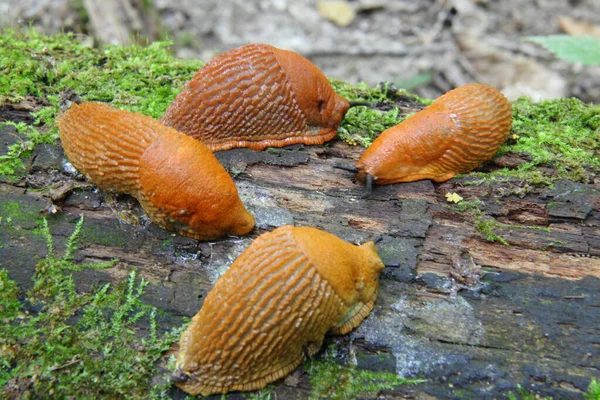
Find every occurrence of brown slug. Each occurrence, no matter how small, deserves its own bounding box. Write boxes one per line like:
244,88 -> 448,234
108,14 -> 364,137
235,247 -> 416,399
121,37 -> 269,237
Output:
57,102 -> 255,240
354,83 -> 512,190
172,225 -> 384,396
160,43 -> 350,151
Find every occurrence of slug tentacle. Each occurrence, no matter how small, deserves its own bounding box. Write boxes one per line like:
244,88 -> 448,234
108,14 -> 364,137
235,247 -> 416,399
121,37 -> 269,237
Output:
57,102 -> 255,240
365,174 -> 374,196
160,44 -> 350,151
174,225 -> 384,396
354,83 -> 512,187
333,164 -> 359,173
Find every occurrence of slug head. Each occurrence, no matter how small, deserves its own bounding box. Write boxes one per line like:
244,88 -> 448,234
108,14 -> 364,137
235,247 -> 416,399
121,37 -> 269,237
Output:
139,132 -> 255,240
273,48 -> 350,130
355,108 -> 458,185
291,227 -> 384,306
355,83 -> 512,186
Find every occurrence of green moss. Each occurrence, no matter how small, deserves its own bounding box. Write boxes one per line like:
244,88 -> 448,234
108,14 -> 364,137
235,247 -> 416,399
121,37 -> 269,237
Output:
0,28 -> 203,116
0,155 -> 26,182
330,80 -> 430,147
475,218 -> 511,246
0,200 -> 44,230
0,28 -> 204,178
499,97 -> 600,183
79,224 -> 129,248
306,348 -> 424,399
446,199 -> 550,247
0,120 -> 57,183
0,216 -> 182,398
338,106 -> 405,147
0,28 -> 204,180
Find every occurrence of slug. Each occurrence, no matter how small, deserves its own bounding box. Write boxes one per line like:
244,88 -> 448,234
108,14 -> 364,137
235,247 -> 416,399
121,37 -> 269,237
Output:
354,83 -> 512,188
160,43 -> 350,151
57,102 -> 255,240
172,225 -> 384,396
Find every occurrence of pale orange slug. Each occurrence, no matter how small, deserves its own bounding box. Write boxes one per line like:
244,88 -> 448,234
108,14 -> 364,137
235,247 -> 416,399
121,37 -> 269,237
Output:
172,225 -> 384,396
57,102 -> 255,240
160,43 -> 350,151
352,83 -> 512,192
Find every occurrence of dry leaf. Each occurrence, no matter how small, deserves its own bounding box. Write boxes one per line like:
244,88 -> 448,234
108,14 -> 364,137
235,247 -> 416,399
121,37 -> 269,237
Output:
317,1 -> 356,27
557,16 -> 600,39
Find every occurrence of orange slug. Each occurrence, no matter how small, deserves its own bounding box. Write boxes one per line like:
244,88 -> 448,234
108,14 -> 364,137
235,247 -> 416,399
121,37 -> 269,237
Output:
57,102 -> 255,240
160,43 -> 350,151
354,83 -> 512,188
172,225 -> 384,396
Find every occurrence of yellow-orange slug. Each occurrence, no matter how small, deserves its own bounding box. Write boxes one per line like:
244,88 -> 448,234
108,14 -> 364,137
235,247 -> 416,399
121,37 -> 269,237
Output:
355,83 -> 512,186
57,102 -> 255,240
160,43 -> 350,151
172,225 -> 384,396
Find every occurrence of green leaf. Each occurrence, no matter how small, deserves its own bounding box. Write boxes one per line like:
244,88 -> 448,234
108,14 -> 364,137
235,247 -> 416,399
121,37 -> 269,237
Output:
523,35 -> 600,65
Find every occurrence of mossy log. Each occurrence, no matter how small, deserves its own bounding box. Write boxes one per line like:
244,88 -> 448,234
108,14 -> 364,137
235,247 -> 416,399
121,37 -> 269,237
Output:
1,110 -> 598,399
0,29 -> 598,400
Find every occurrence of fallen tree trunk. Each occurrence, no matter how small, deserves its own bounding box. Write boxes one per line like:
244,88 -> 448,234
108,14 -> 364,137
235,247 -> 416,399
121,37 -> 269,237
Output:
1,114 -> 598,398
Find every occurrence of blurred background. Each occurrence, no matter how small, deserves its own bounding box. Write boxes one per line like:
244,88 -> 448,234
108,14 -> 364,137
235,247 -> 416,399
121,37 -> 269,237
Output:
1,0 -> 599,102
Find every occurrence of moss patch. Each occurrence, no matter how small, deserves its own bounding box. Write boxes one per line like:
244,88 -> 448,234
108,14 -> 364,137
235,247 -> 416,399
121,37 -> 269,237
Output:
78,221 -> 130,248
0,200 -> 44,231
0,216 -> 182,398
446,198 -> 550,247
492,97 -> 600,183
0,28 -> 203,180
331,80 -> 430,147
0,28 -> 203,117
306,347 -> 424,399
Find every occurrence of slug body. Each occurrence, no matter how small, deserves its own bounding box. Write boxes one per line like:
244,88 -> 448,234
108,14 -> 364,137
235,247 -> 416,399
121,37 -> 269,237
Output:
173,225 -> 384,396
160,44 -> 350,151
355,83 -> 512,184
57,102 -> 255,240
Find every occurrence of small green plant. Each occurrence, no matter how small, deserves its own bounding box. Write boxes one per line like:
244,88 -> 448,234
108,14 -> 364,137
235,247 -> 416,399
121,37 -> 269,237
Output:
247,387 -> 273,400
0,216 -> 183,398
586,378 -> 600,400
507,384 -> 552,400
524,35 -> 600,65
306,347 -> 424,399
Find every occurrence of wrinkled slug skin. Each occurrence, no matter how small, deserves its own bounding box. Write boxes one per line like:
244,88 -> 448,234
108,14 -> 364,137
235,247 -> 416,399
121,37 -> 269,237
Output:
57,102 -> 255,240
160,43 -> 350,151
356,83 -> 513,184
174,226 -> 384,396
